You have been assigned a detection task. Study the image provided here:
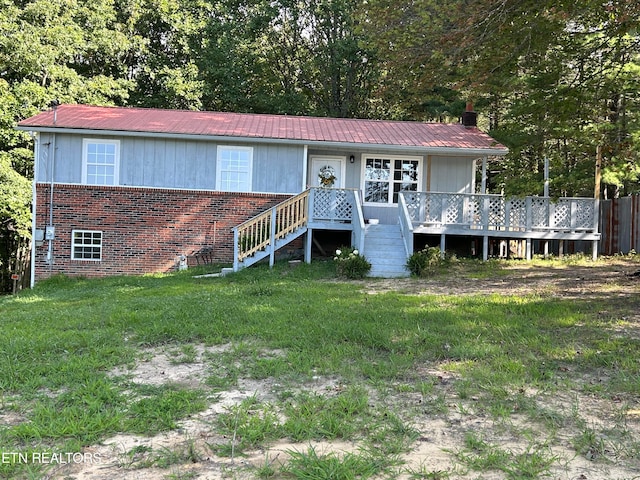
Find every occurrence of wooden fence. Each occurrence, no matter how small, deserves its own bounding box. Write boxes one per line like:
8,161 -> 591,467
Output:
600,195 -> 640,255
0,226 -> 31,294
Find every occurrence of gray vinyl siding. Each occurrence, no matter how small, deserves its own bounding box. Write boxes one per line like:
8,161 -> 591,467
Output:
429,156 -> 475,194
254,144 -> 304,193
37,133 -> 304,193
36,133 -> 83,183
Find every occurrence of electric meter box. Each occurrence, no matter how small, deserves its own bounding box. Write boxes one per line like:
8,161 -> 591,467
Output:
45,226 -> 55,240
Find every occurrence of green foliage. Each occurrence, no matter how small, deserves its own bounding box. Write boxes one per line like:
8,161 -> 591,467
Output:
333,246 -> 371,279
283,446 -> 381,480
366,0 -> 640,196
406,246 -> 446,277
0,152 -> 31,237
214,395 -> 283,455
282,387 -> 369,441
125,387 -> 207,434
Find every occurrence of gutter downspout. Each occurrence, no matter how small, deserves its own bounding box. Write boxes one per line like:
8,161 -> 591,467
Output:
46,103 -> 58,272
302,144 -> 308,191
30,133 -> 39,289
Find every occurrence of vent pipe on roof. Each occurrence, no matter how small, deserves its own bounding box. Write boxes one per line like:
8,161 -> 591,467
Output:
461,101 -> 477,128
50,99 -> 60,125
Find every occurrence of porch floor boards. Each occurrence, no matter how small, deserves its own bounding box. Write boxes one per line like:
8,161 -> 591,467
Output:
362,224 -> 409,278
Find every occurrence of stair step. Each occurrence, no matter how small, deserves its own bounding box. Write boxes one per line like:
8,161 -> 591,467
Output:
362,223 -> 409,278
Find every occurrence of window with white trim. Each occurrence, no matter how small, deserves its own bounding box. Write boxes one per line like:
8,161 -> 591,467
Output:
363,156 -> 421,204
82,139 -> 120,186
216,146 -> 253,192
71,230 -> 103,261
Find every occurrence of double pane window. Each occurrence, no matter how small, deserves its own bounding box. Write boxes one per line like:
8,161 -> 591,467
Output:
364,157 -> 420,204
71,230 -> 102,260
83,139 -> 119,185
217,146 -> 253,192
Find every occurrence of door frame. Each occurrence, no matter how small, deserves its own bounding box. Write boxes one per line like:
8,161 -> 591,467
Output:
309,155 -> 347,189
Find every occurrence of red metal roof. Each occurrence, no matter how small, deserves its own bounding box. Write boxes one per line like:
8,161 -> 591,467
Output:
18,104 -> 507,153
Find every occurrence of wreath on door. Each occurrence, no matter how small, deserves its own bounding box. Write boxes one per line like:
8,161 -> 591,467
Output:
318,165 -> 337,187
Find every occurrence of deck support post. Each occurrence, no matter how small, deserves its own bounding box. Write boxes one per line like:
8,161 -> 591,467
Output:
440,234 -> 446,258
482,236 -> 489,261
543,240 -> 549,258
592,239 -> 598,261
233,228 -> 240,272
526,238 -> 532,260
305,228 -> 313,264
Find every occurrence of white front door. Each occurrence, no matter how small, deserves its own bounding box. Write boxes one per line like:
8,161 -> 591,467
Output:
310,156 -> 346,189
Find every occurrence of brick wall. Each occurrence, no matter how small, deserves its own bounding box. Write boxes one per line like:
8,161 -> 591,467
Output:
34,183 -> 292,280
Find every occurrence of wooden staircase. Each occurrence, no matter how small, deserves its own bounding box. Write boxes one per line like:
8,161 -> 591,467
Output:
362,224 -> 410,278
233,188 -> 410,277
234,191 -> 309,271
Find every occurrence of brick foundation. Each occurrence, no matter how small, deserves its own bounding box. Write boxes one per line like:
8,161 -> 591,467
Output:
34,183 -> 292,280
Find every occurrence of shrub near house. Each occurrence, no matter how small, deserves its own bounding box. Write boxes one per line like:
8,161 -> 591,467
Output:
334,247 -> 371,279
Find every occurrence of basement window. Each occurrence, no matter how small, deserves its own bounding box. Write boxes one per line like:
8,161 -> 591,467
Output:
71,230 -> 103,261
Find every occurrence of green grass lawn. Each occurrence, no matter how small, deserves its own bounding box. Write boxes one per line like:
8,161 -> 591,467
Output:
1,257 -> 640,479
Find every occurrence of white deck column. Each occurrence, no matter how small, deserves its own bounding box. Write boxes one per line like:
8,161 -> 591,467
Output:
526,238 -> 532,260
481,156 -> 488,194
483,236 -> 489,261
440,234 -> 446,258
305,228 -> 313,264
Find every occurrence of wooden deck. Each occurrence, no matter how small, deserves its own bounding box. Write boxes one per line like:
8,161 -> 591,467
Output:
233,188 -> 601,272
400,192 -> 600,260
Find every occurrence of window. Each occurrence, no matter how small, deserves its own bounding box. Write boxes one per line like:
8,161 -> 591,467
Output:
216,146 -> 253,192
363,156 -> 421,204
71,230 -> 103,261
83,139 -> 120,186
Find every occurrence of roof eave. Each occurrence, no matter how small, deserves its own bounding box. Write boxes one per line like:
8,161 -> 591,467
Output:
16,125 -> 509,156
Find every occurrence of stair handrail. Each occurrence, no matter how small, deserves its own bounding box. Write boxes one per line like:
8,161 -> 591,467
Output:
233,190 -> 310,269
352,190 -> 366,253
398,192 -> 414,257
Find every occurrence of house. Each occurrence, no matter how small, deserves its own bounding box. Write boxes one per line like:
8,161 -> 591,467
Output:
17,104 -> 599,284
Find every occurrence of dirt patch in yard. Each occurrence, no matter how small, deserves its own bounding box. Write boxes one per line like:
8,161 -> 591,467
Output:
49,259 -> 640,479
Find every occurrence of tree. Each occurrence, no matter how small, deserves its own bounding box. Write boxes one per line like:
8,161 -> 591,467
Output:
0,0 -> 144,291
120,0 -> 208,109
365,0 -> 640,196
198,0 -> 377,117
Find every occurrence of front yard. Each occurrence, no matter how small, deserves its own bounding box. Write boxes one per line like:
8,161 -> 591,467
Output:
1,256 -> 640,479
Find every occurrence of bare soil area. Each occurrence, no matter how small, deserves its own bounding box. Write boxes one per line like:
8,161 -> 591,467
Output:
51,259 -> 640,480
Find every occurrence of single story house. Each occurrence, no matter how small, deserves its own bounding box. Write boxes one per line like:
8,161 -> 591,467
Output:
17,104 -> 599,284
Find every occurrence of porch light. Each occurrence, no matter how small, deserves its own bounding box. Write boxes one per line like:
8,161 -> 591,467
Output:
350,155 -> 355,163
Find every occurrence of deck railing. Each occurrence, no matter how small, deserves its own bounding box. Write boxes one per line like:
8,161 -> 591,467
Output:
310,187 -> 356,222
401,192 -> 599,234
233,187 -> 364,270
234,190 -> 309,266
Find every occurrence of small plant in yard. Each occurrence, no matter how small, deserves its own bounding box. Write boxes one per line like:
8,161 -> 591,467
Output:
406,246 -> 448,276
334,246 -> 371,279
283,446 -> 381,480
